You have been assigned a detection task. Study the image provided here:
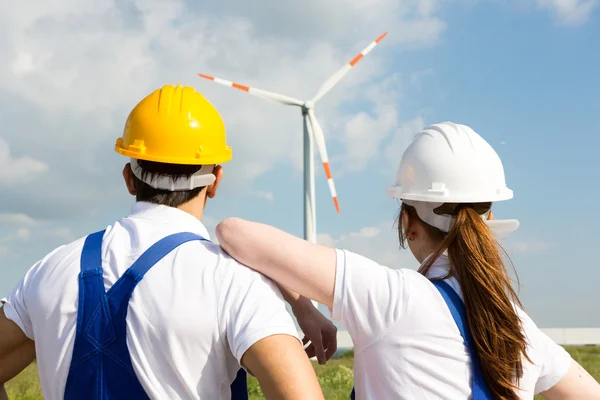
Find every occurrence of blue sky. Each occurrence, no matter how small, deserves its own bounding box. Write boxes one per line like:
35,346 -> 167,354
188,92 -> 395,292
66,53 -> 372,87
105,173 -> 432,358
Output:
0,0 -> 598,328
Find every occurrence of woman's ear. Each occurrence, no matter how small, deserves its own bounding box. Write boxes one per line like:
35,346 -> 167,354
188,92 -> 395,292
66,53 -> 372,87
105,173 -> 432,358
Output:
401,208 -> 410,230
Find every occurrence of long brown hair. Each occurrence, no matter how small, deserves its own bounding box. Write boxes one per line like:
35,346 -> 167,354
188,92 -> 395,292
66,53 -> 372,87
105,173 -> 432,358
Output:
398,202 -> 531,400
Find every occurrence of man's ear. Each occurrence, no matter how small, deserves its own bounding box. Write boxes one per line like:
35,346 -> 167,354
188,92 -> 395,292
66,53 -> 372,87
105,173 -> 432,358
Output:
123,163 -> 137,196
206,165 -> 223,199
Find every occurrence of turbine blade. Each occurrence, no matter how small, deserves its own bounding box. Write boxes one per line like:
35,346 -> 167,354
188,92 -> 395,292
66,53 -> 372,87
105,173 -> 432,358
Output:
307,109 -> 340,213
311,32 -> 388,104
197,74 -> 304,106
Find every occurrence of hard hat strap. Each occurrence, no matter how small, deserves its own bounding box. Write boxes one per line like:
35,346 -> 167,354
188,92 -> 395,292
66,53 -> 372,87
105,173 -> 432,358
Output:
403,200 -> 493,233
130,158 -> 216,191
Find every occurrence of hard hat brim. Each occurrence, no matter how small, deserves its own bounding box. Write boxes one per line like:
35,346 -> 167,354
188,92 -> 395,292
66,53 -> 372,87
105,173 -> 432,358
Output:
115,145 -> 232,165
387,185 -> 514,203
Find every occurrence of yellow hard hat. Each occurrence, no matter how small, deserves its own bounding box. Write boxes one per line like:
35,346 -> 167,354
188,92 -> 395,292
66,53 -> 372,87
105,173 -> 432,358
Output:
115,84 -> 232,165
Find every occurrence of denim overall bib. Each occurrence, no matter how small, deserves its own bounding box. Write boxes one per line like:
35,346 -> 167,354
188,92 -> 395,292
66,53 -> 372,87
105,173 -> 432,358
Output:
350,280 -> 492,399
63,230 -> 248,400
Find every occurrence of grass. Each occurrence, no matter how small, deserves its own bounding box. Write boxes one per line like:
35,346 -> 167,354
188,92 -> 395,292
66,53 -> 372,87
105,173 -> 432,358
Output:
6,346 -> 599,399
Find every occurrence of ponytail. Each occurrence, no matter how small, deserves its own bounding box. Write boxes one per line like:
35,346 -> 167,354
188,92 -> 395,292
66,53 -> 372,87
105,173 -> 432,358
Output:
400,204 -> 531,400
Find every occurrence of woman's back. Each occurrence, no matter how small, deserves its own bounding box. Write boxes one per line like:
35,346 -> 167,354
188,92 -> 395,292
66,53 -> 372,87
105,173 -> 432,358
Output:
333,250 -> 571,400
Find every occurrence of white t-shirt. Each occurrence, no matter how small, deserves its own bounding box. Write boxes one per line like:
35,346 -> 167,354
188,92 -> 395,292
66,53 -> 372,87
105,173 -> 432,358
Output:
332,249 -> 571,399
1,202 -> 300,400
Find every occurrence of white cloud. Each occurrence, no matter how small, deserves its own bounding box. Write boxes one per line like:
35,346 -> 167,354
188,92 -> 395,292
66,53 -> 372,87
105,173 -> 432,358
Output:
537,0 -> 598,25
0,0 -> 578,223
0,138 -> 47,186
41,228 -> 76,243
410,68 -> 434,86
0,213 -> 37,226
339,104 -> 398,174
503,237 -> 551,253
253,191 -> 274,202
16,228 -> 31,241
0,246 -> 10,260
384,116 -> 426,171
10,52 -> 37,75
0,228 -> 31,243
0,0 -> 442,117
0,0 -> 449,220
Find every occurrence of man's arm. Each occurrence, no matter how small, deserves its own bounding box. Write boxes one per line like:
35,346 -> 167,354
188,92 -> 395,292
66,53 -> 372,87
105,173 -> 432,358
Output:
1,306 -> 36,400
241,334 -> 324,400
0,307 -> 35,384
540,358 -> 600,400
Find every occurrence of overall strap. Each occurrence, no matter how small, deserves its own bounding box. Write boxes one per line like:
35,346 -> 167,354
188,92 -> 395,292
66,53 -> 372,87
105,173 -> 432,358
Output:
432,280 -> 493,399
105,232 -> 209,324
74,230 -> 109,338
80,230 -> 105,272
110,232 -> 208,291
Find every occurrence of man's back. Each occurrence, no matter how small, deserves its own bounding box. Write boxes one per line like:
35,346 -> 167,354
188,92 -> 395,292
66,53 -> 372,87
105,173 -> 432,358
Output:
2,202 -> 299,399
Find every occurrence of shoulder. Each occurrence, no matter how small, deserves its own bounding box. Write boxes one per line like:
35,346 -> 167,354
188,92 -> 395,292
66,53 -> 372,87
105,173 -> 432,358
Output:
336,248 -> 406,275
200,240 -> 282,291
26,235 -> 88,280
335,248 -> 421,287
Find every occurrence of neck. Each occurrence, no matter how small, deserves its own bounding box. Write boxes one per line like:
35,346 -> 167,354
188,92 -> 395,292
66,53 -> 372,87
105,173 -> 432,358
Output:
177,193 -> 207,221
416,241 -> 443,264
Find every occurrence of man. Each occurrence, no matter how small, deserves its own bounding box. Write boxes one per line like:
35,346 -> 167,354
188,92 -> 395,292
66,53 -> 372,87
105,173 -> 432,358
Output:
0,84 -> 334,399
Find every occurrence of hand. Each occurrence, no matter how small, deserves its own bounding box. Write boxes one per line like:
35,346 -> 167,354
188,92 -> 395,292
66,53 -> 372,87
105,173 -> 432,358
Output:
292,298 -> 338,365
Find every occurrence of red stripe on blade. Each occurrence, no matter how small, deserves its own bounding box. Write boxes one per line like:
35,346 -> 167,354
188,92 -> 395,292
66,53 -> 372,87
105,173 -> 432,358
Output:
349,53 -> 364,66
376,32 -> 388,43
333,197 -> 340,213
232,83 -> 250,92
197,74 -> 215,80
323,163 -> 332,179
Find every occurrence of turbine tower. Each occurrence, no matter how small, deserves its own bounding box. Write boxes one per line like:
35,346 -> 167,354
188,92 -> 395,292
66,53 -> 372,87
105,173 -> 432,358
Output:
198,33 -> 387,244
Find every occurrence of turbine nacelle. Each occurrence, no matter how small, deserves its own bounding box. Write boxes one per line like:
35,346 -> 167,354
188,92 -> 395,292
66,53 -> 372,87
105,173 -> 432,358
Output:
303,100 -> 315,110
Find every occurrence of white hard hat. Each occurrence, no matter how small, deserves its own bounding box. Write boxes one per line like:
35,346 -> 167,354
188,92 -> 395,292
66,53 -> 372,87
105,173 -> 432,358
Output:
388,122 -> 513,203
388,122 -> 519,236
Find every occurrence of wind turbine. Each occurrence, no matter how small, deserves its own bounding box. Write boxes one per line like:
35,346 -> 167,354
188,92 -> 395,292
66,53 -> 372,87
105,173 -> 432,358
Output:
198,32 -> 387,245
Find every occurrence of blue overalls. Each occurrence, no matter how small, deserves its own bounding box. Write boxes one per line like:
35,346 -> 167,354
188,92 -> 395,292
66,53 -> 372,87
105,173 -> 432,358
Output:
349,280 -> 493,399
63,230 -> 248,400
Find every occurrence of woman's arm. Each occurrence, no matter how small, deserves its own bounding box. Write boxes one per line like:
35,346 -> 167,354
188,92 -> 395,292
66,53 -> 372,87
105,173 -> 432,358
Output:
216,218 -> 337,308
540,358 -> 600,399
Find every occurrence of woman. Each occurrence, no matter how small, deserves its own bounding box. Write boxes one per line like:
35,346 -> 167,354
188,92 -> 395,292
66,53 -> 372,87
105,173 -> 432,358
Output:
216,122 -> 600,399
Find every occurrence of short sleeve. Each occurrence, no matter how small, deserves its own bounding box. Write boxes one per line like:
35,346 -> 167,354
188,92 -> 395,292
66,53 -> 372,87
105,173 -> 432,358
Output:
220,261 -> 300,364
331,249 -> 407,349
1,262 -> 41,340
534,329 -> 572,393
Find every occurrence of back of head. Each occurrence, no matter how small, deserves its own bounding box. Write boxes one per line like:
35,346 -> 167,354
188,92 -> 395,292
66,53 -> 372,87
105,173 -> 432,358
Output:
390,122 -> 529,400
114,84 -> 232,207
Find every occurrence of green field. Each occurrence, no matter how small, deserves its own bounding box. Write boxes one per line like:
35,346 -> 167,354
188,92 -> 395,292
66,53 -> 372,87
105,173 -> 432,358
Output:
6,346 -> 599,399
